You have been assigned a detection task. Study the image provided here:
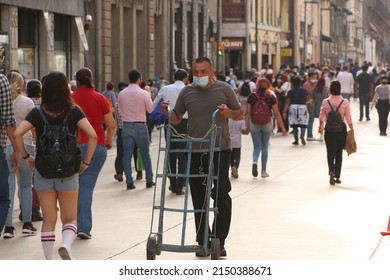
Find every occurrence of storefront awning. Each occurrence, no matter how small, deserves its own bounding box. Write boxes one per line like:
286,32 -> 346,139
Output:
320,34 -> 333,43
368,22 -> 379,34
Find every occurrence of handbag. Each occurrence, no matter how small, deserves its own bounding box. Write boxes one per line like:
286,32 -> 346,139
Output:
344,130 -> 357,156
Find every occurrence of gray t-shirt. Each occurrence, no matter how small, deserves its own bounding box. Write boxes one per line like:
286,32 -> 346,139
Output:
174,80 -> 241,151
374,85 -> 390,100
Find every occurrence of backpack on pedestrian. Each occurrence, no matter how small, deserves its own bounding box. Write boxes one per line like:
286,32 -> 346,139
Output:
240,81 -> 251,97
250,92 -> 271,125
325,99 -> 344,132
34,106 -> 81,179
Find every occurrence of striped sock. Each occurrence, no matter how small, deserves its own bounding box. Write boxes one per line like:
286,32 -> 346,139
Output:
41,231 -> 55,260
62,224 -> 77,248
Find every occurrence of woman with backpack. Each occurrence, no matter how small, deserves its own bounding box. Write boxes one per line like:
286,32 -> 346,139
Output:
318,80 -> 354,185
14,71 -> 97,259
243,78 -> 286,178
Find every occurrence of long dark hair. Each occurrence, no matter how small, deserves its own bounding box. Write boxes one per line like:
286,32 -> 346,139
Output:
41,71 -> 73,114
75,67 -> 95,88
315,77 -> 325,93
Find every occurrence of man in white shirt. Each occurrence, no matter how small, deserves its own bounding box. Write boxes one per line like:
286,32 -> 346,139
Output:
336,66 -> 355,101
152,69 -> 189,195
237,72 -> 256,114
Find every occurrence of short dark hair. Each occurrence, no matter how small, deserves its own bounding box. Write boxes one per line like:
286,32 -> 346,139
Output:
330,80 -> 341,95
106,82 -> 114,90
26,79 -> 42,98
174,69 -> 188,81
193,57 -> 213,68
291,76 -> 301,87
128,69 -> 141,83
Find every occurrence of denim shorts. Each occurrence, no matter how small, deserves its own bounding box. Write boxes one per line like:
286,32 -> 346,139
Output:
34,169 -> 79,192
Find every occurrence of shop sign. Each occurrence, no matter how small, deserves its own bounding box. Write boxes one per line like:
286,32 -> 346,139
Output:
222,38 -> 245,51
281,48 -> 292,57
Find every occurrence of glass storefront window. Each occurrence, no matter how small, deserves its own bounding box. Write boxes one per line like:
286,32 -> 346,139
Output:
17,48 -> 35,79
54,50 -> 67,74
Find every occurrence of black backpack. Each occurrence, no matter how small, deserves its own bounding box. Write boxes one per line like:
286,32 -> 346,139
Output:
34,107 -> 81,179
325,100 -> 344,132
240,81 -> 251,96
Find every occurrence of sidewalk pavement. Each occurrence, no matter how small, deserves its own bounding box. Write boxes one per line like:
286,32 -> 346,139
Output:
1,100 -> 390,260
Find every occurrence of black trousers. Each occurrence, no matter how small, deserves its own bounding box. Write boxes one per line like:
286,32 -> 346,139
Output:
230,148 -> 241,168
189,150 -> 232,247
376,99 -> 390,134
115,129 -> 141,174
359,94 -> 370,119
165,119 -> 188,190
324,124 -> 347,179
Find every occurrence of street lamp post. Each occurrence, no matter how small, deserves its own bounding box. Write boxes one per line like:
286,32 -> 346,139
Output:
304,0 -> 320,66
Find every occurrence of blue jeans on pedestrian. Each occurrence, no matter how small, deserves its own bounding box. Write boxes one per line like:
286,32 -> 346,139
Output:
122,122 -> 153,184
77,143 -> 107,235
5,144 -> 35,226
292,126 -> 307,142
0,147 -> 10,232
307,111 -> 315,138
250,120 -> 272,172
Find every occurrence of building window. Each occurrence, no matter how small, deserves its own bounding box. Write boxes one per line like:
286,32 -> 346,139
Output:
18,8 -> 37,79
54,14 -> 71,76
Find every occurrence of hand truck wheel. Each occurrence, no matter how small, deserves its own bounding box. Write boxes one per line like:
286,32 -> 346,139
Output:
146,234 -> 157,260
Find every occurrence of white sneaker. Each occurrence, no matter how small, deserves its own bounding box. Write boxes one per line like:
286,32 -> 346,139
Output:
58,245 -> 72,260
261,171 -> 270,178
306,137 -> 315,141
318,135 -> 324,142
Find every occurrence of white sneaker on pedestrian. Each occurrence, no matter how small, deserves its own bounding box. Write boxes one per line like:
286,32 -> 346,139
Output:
318,134 -> 324,142
261,171 -> 270,178
306,137 -> 315,141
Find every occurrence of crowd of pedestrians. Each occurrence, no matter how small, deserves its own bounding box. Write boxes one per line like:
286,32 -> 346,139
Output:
0,57 -> 389,260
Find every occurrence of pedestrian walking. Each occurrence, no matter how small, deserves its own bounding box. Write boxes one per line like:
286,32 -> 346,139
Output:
3,72 -> 36,239
152,69 -> 189,195
371,75 -> 390,136
14,71 -> 97,259
244,78 -> 286,178
117,69 -> 155,190
336,66 -> 355,101
228,118 -> 245,179
283,76 -> 310,146
308,78 -> 328,141
355,65 -> 373,121
319,80 -> 354,185
0,74 -> 19,238
161,57 -> 243,257
72,67 -> 116,240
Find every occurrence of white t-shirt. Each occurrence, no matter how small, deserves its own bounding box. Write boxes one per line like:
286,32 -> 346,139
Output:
7,95 -> 35,146
228,119 -> 245,148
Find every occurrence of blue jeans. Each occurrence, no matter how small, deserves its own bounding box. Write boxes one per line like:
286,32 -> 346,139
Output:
77,144 -> 107,234
293,126 -> 306,142
307,111 -> 315,138
0,147 -> 10,232
5,145 -> 35,226
122,122 -> 153,184
250,120 -> 272,172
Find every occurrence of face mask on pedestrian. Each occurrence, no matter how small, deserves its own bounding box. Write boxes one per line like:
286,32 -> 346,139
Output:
311,79 -> 318,83
277,79 -> 282,83
193,75 -> 209,87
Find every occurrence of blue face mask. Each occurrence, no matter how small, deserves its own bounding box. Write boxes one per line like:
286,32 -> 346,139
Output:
193,75 -> 209,87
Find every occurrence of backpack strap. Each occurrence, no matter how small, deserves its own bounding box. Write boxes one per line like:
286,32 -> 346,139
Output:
38,107 -> 50,125
327,99 -> 344,112
38,106 -> 74,126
